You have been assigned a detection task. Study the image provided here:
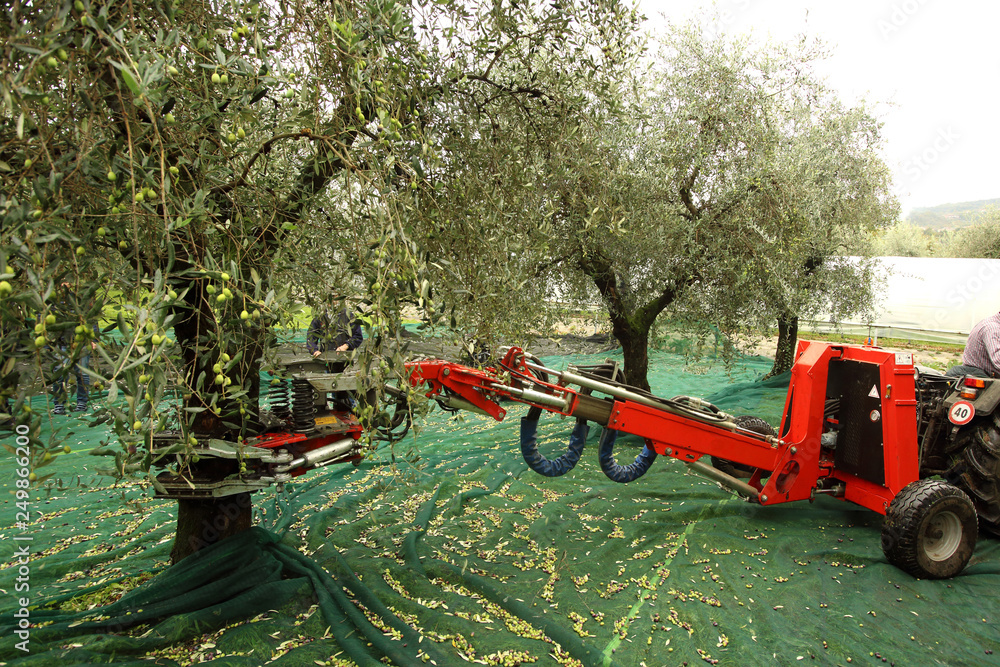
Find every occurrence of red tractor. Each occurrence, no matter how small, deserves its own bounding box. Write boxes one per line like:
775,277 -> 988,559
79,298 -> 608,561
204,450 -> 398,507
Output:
403,341 -> 1000,579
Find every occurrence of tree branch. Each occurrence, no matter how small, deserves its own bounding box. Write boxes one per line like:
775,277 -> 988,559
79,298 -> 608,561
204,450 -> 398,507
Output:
212,130 -> 358,196
463,74 -> 552,103
678,165 -> 700,219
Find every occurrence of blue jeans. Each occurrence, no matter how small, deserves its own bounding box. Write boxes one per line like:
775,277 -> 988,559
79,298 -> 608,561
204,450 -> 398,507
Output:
51,349 -> 90,410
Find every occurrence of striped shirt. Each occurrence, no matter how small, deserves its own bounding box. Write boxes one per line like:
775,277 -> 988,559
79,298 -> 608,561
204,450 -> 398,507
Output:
962,312 -> 1000,378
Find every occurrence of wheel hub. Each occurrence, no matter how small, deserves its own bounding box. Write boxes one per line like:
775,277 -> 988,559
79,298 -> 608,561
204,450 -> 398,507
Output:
923,510 -> 963,562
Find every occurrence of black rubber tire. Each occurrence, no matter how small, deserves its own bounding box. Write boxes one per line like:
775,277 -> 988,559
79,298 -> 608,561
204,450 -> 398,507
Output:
881,479 -> 977,579
953,414 -> 1000,536
711,415 -> 775,478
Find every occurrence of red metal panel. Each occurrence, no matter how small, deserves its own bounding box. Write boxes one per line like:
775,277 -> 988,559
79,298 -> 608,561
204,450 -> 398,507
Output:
607,400 -> 783,471
248,432 -> 308,449
838,474 -> 896,515
407,361 -> 507,420
879,356 -> 920,495
830,345 -> 919,510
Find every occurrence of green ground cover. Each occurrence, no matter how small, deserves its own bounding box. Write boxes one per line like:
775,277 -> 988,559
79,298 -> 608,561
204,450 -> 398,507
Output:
1,349 -> 997,666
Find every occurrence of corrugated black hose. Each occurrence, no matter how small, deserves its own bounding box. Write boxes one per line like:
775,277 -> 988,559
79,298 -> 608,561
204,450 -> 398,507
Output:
597,427 -> 657,482
520,405 -> 589,476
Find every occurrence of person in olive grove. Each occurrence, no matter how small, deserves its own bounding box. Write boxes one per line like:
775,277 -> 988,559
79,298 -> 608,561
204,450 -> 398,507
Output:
49,285 -> 100,415
947,311 -> 1000,379
307,292 -> 363,363
307,292 -> 363,410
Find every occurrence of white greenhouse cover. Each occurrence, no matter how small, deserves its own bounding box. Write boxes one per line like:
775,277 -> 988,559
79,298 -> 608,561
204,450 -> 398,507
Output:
802,256 -> 1000,345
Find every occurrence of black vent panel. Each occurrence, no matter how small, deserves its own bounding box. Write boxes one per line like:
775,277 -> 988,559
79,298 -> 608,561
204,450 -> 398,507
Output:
830,359 -> 885,485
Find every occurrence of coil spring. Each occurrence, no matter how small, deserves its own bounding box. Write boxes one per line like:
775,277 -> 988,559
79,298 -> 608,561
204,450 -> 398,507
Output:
291,377 -> 315,433
269,377 -> 291,421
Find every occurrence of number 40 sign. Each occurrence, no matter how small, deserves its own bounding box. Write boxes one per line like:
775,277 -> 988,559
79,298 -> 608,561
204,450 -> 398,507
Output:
948,400 -> 975,426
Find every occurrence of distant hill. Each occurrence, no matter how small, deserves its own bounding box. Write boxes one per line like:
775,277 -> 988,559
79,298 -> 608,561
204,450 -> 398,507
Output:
906,199 -> 1000,229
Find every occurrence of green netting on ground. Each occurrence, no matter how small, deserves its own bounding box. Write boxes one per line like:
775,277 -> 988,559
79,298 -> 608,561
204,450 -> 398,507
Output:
2,349 -> 999,666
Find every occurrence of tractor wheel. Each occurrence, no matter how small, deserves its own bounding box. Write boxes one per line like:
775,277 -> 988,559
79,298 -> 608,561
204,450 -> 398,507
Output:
881,479 -> 977,579
953,414 -> 1000,536
711,415 -> 775,479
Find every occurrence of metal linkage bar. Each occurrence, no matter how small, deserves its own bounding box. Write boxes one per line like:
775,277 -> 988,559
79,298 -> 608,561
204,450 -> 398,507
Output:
523,360 -> 754,434
487,381 -> 572,412
276,437 -> 356,473
686,459 -> 760,500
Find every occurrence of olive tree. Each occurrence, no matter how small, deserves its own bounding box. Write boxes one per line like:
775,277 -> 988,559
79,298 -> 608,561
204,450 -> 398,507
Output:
403,0 -> 646,354
426,21 -> 897,390
942,208 -> 1000,258
1,0 -> 439,560
878,221 -> 935,257
0,0 -> 649,558
722,96 -> 899,377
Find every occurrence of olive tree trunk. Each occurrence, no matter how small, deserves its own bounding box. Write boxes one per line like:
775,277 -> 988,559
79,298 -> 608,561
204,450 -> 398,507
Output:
170,494 -> 254,563
611,317 -> 652,392
583,254 -> 683,393
766,313 -> 799,379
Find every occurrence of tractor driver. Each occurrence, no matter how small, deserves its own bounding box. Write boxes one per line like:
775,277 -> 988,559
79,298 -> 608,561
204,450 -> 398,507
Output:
947,311 -> 1000,379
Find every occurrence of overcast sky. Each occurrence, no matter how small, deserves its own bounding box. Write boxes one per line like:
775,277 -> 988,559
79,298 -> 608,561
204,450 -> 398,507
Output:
639,0 -> 998,216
